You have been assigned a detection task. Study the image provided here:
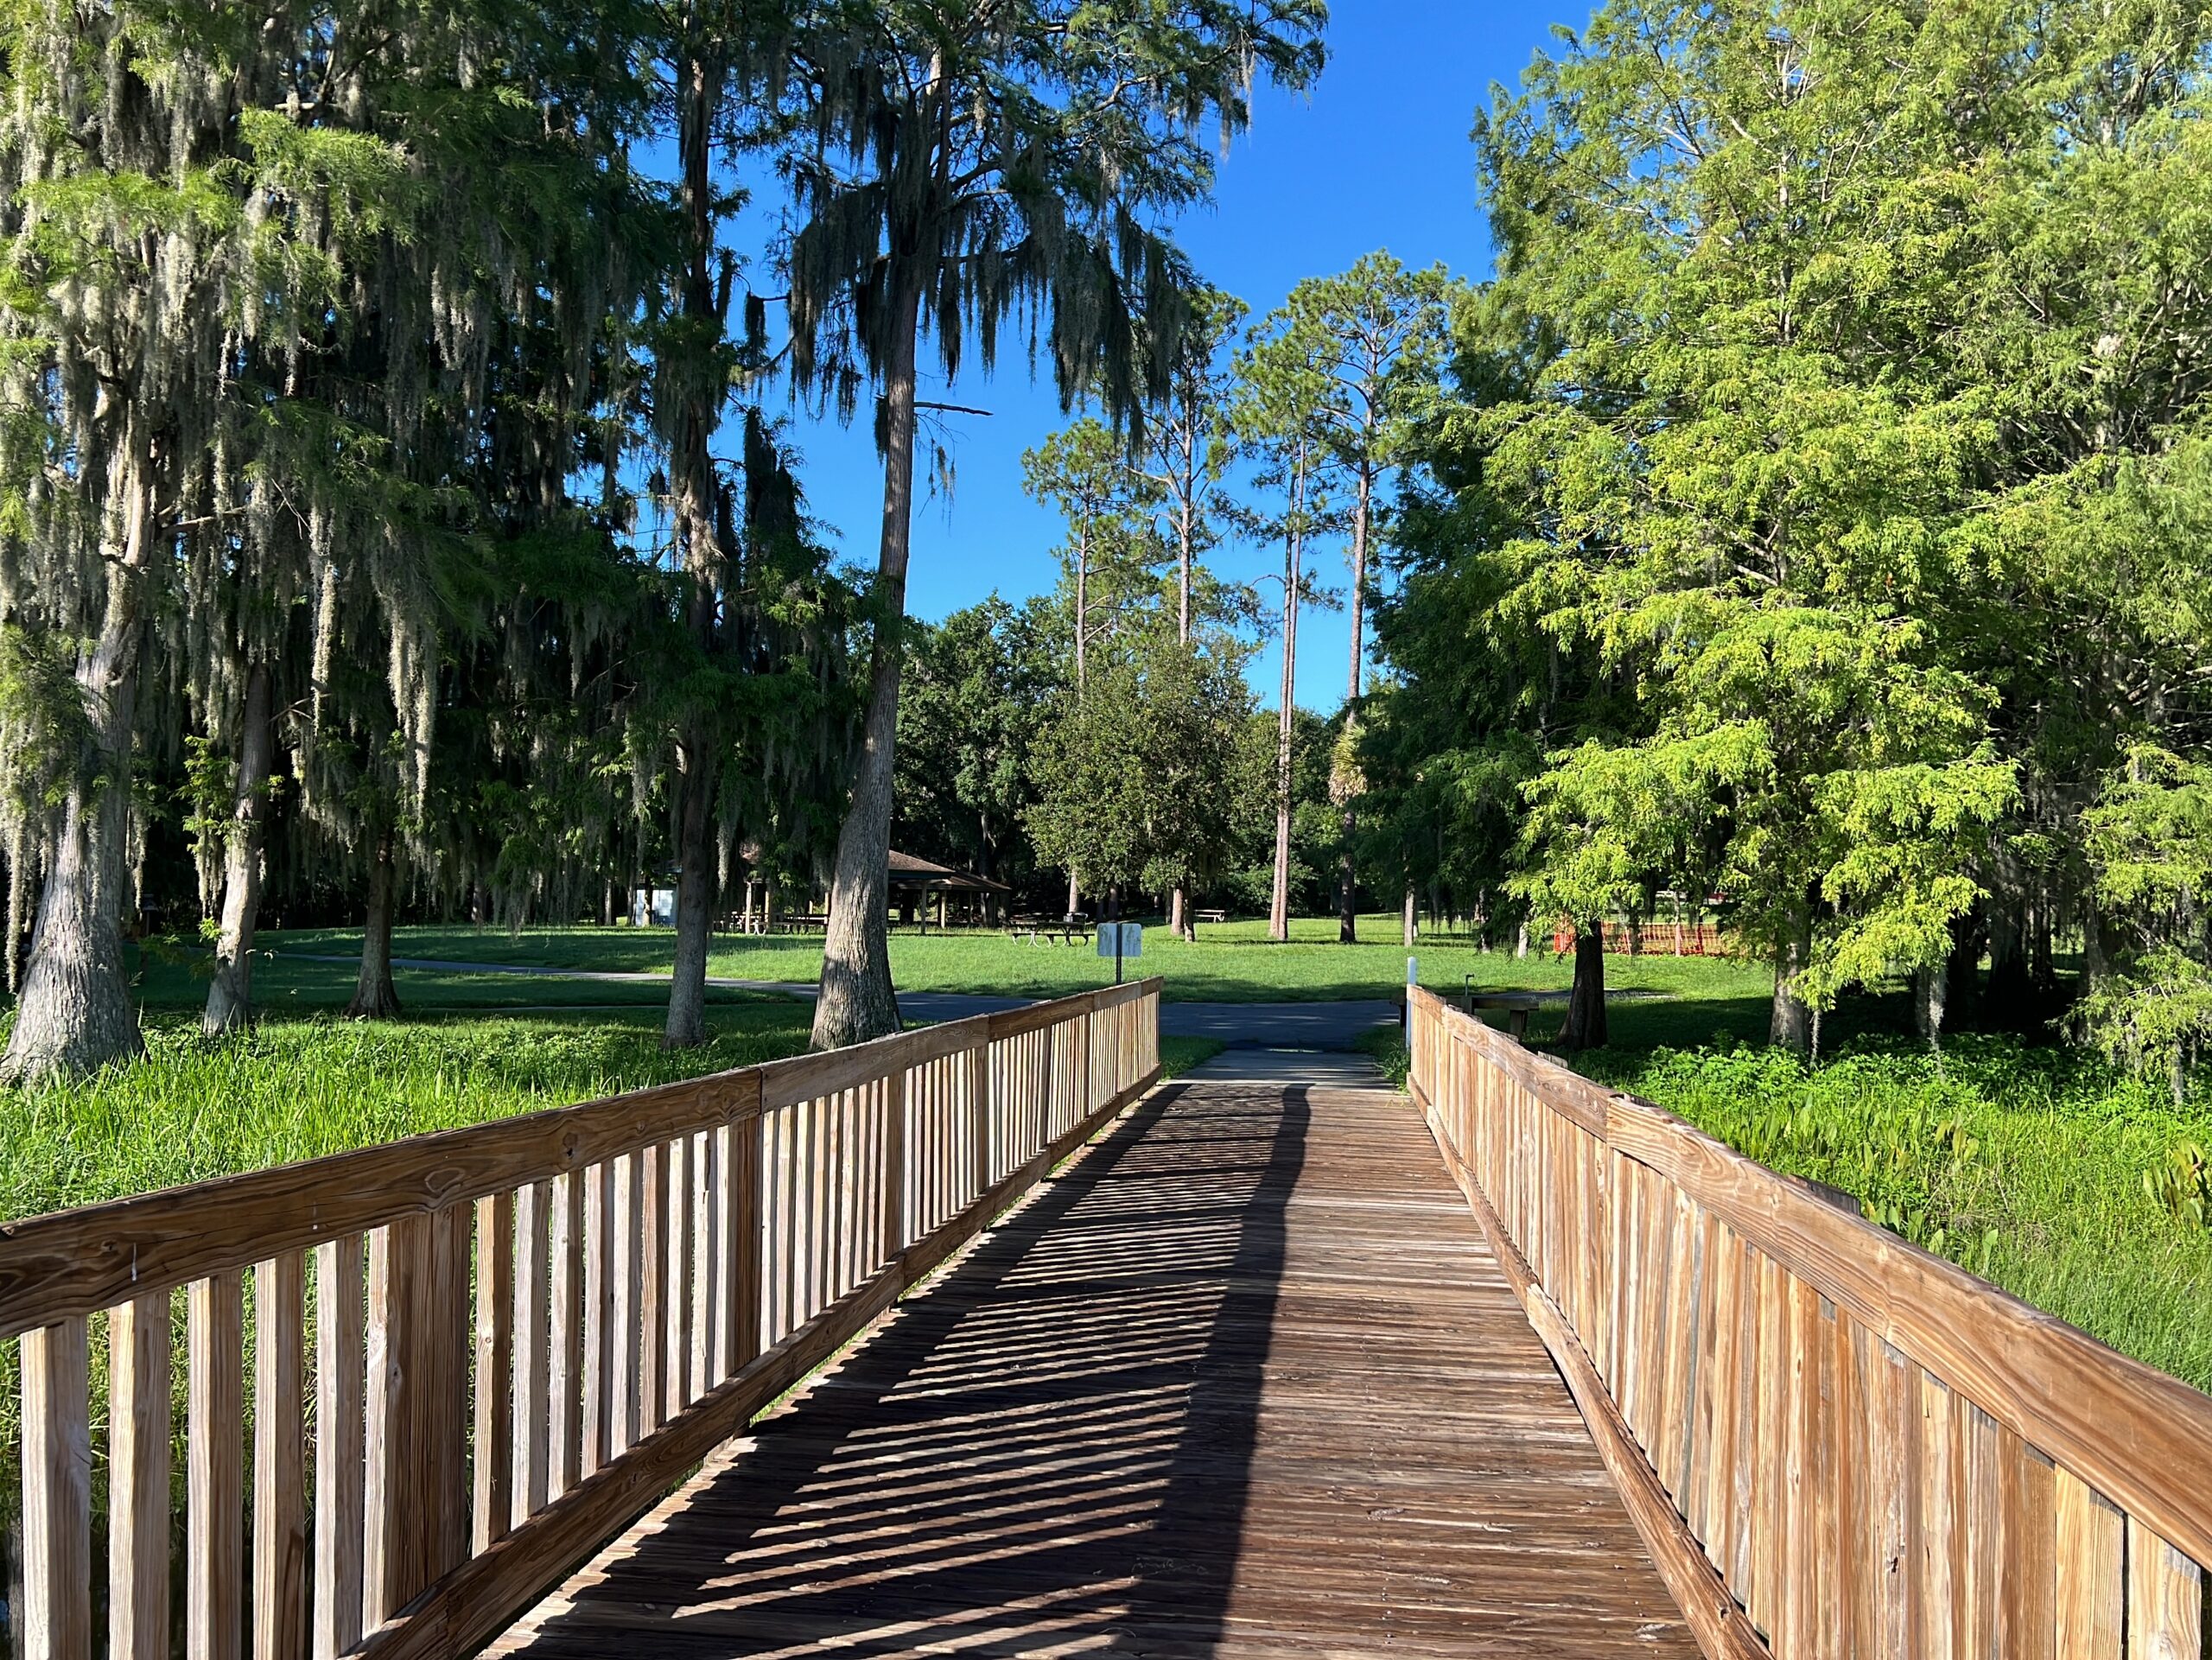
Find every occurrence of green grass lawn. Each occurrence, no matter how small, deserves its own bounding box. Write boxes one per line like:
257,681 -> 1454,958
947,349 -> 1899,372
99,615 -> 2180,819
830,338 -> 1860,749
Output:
203,916 -> 1777,1008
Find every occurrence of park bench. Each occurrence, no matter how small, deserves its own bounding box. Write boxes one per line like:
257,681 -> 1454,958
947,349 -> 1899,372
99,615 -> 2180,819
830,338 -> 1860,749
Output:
1464,988 -> 1542,1040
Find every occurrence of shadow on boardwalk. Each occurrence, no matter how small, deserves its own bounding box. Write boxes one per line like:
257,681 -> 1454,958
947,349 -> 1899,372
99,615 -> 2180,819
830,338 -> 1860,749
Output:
496,1072 -> 1695,1657
499,1079 -> 1306,1656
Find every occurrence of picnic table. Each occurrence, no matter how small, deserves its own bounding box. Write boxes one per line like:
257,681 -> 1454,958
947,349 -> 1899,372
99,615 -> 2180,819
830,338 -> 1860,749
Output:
1007,913 -> 1093,945
1194,907 -> 1229,925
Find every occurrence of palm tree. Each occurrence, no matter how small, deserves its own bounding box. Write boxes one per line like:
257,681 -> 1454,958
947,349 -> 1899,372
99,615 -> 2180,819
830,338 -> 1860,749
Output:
781,0 -> 1325,1047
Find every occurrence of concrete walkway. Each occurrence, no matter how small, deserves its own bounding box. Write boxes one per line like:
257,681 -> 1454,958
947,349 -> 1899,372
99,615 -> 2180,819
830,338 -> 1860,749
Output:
275,952 -> 1402,1051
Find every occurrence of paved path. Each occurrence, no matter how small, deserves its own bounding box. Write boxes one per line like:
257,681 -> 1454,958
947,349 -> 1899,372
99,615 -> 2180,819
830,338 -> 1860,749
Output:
493,1063 -> 1697,1657
276,952 -> 1400,1051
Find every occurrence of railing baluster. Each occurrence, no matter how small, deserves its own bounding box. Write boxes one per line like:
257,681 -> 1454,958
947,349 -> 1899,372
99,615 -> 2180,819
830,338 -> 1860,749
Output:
312,1235 -> 365,1660
512,1180 -> 550,1524
253,1254 -> 308,1660
693,1129 -> 718,1396
581,1161 -> 613,1476
110,1291 -> 171,1660
188,1270 -> 244,1660
547,1170 -> 583,1497
22,1315 -> 91,1660
637,1142 -> 666,1439
729,1116 -> 762,1371
662,1133 -> 691,1421
473,1193 -> 515,1551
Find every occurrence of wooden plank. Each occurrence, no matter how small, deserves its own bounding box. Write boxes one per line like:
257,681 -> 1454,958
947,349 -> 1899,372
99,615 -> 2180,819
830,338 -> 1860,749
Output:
1999,1434 -> 2057,1658
691,1129 -> 717,1396
312,1236 -> 365,1660
109,1291 -> 172,1660
607,1153 -> 639,1457
728,1116 -> 762,1372
545,1170 -> 583,1498
2053,1468 -> 2122,1659
473,1193 -> 516,1552
511,1180 -> 550,1523
2125,1520 -> 2202,1660
662,1132 -> 692,1418
253,1254 -> 308,1660
188,1271 -> 245,1660
580,1161 -> 612,1477
365,1212 -> 467,1627
22,1315 -> 92,1660
0,1069 -> 766,1337
1866,1339 -> 1920,1657
882,1067 -> 907,1263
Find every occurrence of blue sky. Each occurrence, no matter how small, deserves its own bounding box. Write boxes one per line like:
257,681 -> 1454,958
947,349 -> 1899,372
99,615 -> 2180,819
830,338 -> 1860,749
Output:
760,2 -> 1576,716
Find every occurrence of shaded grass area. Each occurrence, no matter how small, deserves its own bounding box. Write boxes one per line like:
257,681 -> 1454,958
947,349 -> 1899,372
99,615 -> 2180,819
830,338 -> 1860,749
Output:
1367,1011 -> 2212,1395
228,919 -> 1777,1008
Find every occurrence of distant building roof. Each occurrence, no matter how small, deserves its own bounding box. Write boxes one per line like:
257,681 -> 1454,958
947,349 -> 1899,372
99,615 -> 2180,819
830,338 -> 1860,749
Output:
888,849 -> 1011,894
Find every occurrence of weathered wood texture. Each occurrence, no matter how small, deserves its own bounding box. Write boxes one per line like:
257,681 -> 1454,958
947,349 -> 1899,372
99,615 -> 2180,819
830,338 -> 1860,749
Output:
0,980 -> 1159,1660
1408,986 -> 2212,1660
490,1072 -> 1701,1658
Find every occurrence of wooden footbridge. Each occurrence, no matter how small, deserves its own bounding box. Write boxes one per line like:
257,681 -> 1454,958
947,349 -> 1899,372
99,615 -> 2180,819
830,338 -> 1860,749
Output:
3,981 -> 2209,1658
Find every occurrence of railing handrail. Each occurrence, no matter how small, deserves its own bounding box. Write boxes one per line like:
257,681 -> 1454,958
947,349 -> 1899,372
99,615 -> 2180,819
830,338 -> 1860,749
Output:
7,977 -> 1164,1660
1408,986 -> 2209,1656
0,979 -> 1156,1341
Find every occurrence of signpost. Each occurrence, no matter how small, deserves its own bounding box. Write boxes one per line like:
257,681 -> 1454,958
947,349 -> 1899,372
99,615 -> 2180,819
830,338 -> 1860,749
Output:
1097,922 -> 1143,985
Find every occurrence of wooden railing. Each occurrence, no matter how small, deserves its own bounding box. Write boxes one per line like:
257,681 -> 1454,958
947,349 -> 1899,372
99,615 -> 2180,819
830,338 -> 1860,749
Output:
1,979 -> 1160,1660
1408,987 -> 2211,1660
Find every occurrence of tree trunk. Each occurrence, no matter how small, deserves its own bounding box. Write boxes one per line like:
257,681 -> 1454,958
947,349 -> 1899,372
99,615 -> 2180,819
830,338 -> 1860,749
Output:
204,664 -> 274,1037
811,280 -> 924,1050
1171,879 -> 1190,942
1557,923 -> 1607,1054
1074,524 -> 1089,690
1914,961 -> 1948,1048
1336,467 -> 1370,945
1770,900 -> 1814,1056
663,38 -> 727,1051
4,785 -> 142,1081
1177,492 -> 1194,646
348,832 -> 402,1019
1402,886 -> 1416,948
1066,870 -> 1080,919
1269,507 -> 1302,944
664,749 -> 716,1046
3,472 -> 152,1083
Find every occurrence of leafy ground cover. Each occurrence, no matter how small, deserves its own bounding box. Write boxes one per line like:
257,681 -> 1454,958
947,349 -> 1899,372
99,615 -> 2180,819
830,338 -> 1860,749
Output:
1362,1019 -> 2212,1394
215,918 -> 1777,1008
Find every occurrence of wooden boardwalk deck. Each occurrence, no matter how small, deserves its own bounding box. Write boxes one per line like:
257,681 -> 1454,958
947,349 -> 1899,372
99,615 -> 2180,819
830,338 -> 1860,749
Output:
492,1065 -> 1700,1657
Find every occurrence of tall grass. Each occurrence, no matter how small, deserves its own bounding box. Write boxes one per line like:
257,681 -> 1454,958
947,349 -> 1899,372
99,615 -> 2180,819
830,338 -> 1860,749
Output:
0,1008 -> 816,1224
